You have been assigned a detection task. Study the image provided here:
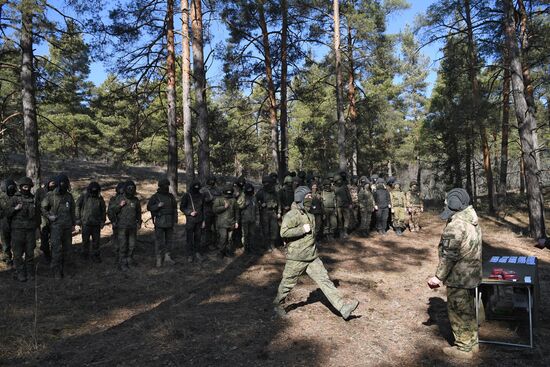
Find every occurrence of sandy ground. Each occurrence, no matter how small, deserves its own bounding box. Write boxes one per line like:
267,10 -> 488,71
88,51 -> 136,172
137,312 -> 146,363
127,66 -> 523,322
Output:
0,165 -> 549,367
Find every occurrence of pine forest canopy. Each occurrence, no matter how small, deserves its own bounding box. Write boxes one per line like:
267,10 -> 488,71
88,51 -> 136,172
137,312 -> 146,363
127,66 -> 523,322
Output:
0,0 -> 548,238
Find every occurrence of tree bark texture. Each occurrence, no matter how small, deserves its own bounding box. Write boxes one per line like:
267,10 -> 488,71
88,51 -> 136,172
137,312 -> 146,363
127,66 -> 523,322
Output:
181,0 -> 194,186
504,0 -> 546,239
191,0 -> 209,182
279,0 -> 288,179
346,19 -> 358,176
258,1 -> 279,173
498,42 -> 511,199
463,0 -> 496,213
166,0 -> 178,196
20,1 -> 41,187
333,0 -> 347,172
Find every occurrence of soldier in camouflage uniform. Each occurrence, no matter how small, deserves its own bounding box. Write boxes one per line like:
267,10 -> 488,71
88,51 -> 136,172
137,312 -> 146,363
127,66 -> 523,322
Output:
1,179 -> 16,266
256,175 -> 280,252
279,176 -> 295,216
233,175 -> 246,249
390,183 -> 407,235
149,178 -> 178,266
321,178 -> 337,241
6,177 -> 38,282
35,177 -> 56,262
406,180 -> 424,232
109,180 -> 141,271
200,176 -> 220,251
239,183 -> 259,254
334,175 -> 353,239
427,188 -> 481,359
348,176 -> 359,232
179,180 -> 204,264
273,186 -> 359,320
309,181 -> 324,241
213,184 -> 240,258
107,182 -> 125,259
41,174 -> 76,278
76,182 -> 106,262
357,176 -> 375,237
373,180 -> 391,235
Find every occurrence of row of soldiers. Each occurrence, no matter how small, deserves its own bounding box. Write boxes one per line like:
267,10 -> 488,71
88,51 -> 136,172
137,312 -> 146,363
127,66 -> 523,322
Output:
0,171 -> 424,281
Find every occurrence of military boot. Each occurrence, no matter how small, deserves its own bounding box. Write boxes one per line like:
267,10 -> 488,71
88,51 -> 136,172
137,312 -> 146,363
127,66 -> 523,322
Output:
340,299 -> 359,320
442,346 -> 474,360
164,253 -> 175,265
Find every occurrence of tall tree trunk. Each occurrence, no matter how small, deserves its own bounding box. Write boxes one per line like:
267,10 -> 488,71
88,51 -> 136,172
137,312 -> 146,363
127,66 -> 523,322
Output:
498,44 -> 511,200
466,141 -> 472,196
20,1 -> 40,187
166,0 -> 178,196
520,155 -> 525,195
464,0 -> 496,213
518,0 -> 535,110
416,156 -> 421,191
346,19 -> 358,176
191,0 -> 209,182
279,0 -> 288,178
504,0 -> 546,239
257,1 -> 279,174
181,0 -> 194,187
333,0 -> 346,172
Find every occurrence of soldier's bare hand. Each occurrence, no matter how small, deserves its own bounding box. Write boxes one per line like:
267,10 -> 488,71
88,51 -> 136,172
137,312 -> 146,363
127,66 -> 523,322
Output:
201,221 -> 205,229
120,200 -> 127,207
427,276 -> 441,289
303,223 -> 311,233
224,202 -> 229,209
261,203 -> 267,208
14,203 -> 23,210
421,208 -> 424,213
157,202 -> 165,208
191,211 -> 197,217
235,223 -> 239,229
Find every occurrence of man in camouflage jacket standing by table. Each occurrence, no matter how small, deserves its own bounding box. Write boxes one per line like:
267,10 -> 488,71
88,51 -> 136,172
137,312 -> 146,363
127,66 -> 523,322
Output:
427,188 -> 482,360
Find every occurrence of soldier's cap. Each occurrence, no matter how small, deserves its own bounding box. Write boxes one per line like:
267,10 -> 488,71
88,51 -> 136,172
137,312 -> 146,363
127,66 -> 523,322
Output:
222,184 -> 234,194
191,180 -> 201,189
359,176 -> 370,184
376,177 -> 386,184
289,171 -> 296,177
294,186 -> 311,207
387,176 -> 396,185
158,178 -> 170,187
371,174 -> 379,180
440,188 -> 470,220
284,175 -> 293,184
88,181 -> 101,192
17,176 -> 34,187
43,176 -> 56,186
410,180 -> 418,186
262,175 -> 274,184
270,172 -> 279,179
56,174 -> 70,186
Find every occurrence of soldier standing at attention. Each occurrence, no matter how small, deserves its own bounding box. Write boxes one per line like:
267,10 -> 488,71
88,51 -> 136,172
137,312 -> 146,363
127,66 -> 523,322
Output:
76,182 -> 106,262
213,184 -> 240,258
239,182 -> 259,254
334,174 -> 353,239
179,180 -> 204,263
406,180 -> 424,232
200,176 -> 220,251
309,181 -> 324,241
273,186 -> 359,320
41,174 -> 75,279
321,177 -> 337,241
109,180 -> 141,271
1,179 -> 17,267
348,176 -> 360,232
256,175 -> 280,252
6,177 -> 38,282
107,182 -> 125,260
357,176 -> 375,237
390,183 -> 407,236
427,188 -> 481,359
148,178 -> 178,267
373,179 -> 391,235
279,175 -> 295,216
35,177 -> 56,262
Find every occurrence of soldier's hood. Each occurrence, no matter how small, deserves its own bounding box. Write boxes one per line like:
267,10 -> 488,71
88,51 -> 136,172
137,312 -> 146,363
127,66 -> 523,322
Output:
451,206 -> 479,226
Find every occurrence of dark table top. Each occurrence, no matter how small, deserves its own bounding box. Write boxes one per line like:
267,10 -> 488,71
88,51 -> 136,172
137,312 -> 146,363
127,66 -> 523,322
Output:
481,256 -> 538,286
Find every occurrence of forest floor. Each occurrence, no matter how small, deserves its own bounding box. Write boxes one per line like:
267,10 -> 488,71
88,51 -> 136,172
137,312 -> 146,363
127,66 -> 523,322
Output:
1,161 -> 550,367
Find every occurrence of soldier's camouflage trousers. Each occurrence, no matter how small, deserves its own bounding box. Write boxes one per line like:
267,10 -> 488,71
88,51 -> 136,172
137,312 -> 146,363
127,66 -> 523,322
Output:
337,207 -> 354,235
118,227 -> 137,265
359,209 -> 372,233
82,224 -> 101,256
313,214 -> 323,239
409,207 -> 422,231
392,207 -> 407,228
217,227 -> 234,255
260,210 -> 279,247
51,225 -> 72,272
273,257 -> 344,312
1,227 -> 12,262
156,226 -> 175,257
241,220 -> 256,252
447,287 -> 478,352
11,228 -> 35,277
323,209 -> 337,236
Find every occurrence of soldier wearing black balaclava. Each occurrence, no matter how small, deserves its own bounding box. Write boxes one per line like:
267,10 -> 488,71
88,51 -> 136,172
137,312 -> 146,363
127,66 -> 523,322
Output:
148,178 -> 177,267
200,176 -> 220,251
76,182 -> 106,262
41,174 -> 76,279
373,179 -> 391,235
180,180 -> 205,263
238,182 -> 259,254
256,175 -> 280,252
233,175 -> 246,249
107,182 -> 125,259
0,179 -> 17,266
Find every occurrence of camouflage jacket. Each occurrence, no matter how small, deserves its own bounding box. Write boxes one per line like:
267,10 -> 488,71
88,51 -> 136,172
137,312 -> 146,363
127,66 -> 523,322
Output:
348,184 -> 359,206
76,193 -> 106,227
213,196 -> 240,229
41,190 -> 76,228
309,191 -> 324,215
321,189 -> 336,210
239,194 -> 259,223
334,185 -> 352,208
390,190 -> 406,208
109,194 -> 142,229
148,191 -> 178,228
406,191 -> 423,209
256,189 -> 279,215
6,192 -> 38,229
435,206 -> 482,288
280,202 -> 318,262
358,187 -> 375,211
